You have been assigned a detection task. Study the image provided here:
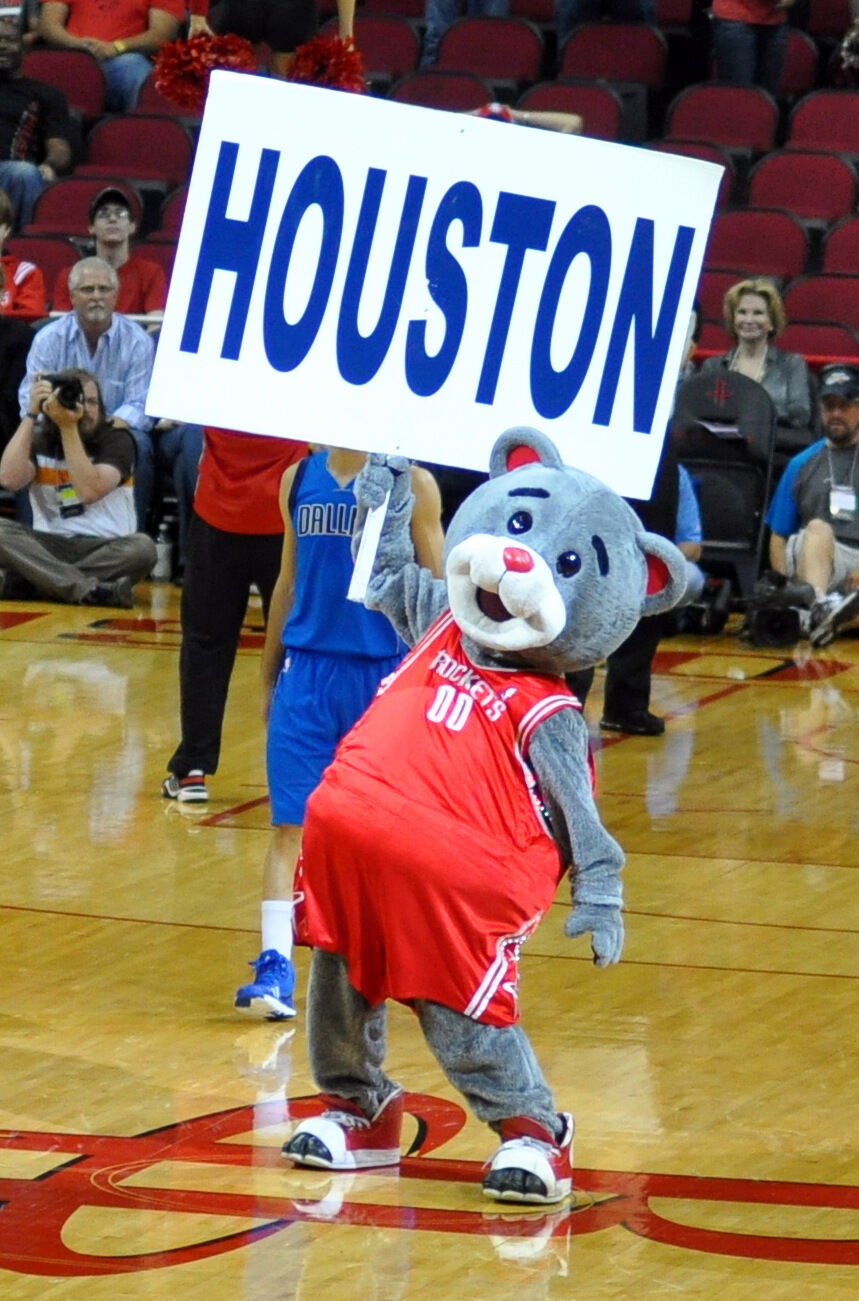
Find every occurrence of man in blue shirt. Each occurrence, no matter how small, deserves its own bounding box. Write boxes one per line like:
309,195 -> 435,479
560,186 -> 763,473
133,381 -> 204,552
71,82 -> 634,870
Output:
19,255 -> 201,549
767,363 -> 859,648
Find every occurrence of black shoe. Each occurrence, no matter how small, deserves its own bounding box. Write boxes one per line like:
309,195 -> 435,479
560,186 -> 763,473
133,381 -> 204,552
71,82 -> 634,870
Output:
82,577 -> 135,610
809,589 -> 859,649
600,710 -> 665,736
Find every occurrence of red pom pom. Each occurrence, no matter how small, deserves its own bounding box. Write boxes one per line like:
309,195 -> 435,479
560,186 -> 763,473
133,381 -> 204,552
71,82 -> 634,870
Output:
153,33 -> 258,114
285,34 -> 367,94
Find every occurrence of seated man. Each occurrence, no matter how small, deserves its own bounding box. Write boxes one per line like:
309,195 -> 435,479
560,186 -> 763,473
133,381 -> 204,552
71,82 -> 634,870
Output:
52,186 -> 165,327
0,367 -> 156,605
767,363 -> 859,649
38,0 -> 185,111
0,9 -> 74,228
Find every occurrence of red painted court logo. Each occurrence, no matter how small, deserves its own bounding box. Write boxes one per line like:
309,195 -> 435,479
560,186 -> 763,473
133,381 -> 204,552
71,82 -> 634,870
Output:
1,1095 -> 857,1276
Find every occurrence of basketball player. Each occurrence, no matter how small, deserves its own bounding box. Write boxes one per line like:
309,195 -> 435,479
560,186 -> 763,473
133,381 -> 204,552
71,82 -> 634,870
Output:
234,445 -> 443,1018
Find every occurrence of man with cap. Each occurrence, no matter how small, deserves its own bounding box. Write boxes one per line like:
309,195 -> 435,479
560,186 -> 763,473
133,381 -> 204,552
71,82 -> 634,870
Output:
0,3 -> 74,228
767,363 -> 859,648
52,186 -> 166,327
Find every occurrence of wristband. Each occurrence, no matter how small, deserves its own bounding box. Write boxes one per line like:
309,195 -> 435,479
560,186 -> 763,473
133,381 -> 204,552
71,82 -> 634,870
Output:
114,38 -> 127,53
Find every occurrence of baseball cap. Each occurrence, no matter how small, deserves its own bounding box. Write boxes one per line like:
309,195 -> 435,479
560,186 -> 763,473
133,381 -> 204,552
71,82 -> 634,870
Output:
818,364 -> 859,401
88,186 -> 134,223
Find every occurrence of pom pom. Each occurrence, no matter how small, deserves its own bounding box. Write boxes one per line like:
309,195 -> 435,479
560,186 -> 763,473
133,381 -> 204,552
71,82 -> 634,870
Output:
285,33 -> 367,94
477,102 -> 513,122
153,32 -> 258,114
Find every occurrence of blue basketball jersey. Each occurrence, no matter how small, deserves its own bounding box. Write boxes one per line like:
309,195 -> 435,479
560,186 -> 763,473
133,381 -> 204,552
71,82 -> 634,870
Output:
283,452 -> 406,659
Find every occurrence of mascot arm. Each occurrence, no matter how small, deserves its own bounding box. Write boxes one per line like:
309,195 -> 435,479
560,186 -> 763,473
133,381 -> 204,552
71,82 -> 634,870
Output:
529,710 -> 625,968
354,454 -> 447,646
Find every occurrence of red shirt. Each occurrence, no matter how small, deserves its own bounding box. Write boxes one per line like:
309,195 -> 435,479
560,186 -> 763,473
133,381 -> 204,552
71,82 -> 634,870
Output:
711,0 -> 785,24
194,426 -> 307,534
58,0 -> 185,42
52,253 -> 167,315
0,253 -> 47,319
296,613 -> 586,1024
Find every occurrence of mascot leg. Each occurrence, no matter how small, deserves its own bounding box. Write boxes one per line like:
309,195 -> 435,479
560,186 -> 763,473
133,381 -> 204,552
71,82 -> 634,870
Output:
416,1000 -> 574,1205
282,950 -> 404,1170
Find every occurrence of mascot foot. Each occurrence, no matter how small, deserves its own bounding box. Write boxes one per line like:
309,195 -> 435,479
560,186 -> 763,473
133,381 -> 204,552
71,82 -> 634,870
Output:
282,1089 -> 404,1170
482,1113 -> 574,1205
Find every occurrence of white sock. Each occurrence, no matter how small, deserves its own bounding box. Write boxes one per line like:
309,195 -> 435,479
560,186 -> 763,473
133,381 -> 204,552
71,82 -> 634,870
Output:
261,899 -> 295,960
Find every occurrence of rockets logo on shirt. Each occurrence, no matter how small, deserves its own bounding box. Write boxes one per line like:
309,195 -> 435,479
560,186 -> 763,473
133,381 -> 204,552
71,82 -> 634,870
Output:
429,646 -> 511,722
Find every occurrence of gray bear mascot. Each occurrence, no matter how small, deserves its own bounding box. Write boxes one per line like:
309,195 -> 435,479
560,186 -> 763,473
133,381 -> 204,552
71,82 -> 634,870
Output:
283,426 -> 686,1204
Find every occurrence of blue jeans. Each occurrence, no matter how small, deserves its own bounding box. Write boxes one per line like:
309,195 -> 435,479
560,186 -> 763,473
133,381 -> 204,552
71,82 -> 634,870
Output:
711,18 -> 788,96
421,0 -> 510,67
0,160 -> 47,229
103,52 -> 153,111
555,0 -> 655,46
129,422 -> 203,563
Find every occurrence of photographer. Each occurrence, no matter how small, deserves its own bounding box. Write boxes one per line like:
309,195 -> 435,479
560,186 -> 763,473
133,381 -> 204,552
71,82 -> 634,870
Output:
0,367 -> 156,606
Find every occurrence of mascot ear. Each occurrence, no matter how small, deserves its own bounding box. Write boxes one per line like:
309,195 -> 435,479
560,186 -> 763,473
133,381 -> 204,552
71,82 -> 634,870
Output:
489,426 -> 566,479
638,531 -> 689,616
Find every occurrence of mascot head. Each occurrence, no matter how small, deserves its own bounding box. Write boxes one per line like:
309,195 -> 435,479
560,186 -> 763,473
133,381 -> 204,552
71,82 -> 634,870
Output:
443,427 -> 687,674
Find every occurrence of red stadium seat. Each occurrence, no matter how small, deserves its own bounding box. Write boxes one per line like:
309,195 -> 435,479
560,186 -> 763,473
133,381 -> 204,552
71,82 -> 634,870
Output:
783,274 -> 859,334
4,236 -> 78,310
806,0 -> 852,39
697,268 -> 746,325
149,187 -> 187,241
705,209 -> 809,282
822,215 -> 859,273
389,70 -> 494,111
558,23 -> 668,90
784,89 -> 859,155
779,320 -> 859,361
323,14 -> 421,88
779,28 -> 820,99
517,80 -> 624,140
663,83 -> 778,155
21,48 -> 106,120
747,150 -> 857,225
436,16 -> 545,87
76,116 -> 193,190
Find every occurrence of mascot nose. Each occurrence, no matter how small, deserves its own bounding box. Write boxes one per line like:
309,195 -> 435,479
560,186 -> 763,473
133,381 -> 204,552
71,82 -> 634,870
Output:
503,546 -> 534,574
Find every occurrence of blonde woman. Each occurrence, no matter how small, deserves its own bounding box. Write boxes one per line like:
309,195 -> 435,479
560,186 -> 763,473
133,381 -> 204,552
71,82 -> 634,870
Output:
700,276 -> 812,441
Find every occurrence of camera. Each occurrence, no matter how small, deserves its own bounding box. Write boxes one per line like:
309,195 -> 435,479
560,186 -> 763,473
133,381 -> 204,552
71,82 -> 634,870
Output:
740,572 -> 814,648
41,373 -> 85,411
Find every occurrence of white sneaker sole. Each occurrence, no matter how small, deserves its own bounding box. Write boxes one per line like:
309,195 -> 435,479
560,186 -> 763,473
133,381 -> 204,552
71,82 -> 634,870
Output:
235,992 -> 297,1020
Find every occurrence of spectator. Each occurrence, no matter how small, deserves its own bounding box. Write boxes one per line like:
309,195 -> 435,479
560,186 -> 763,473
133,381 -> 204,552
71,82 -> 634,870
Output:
0,8 -> 73,228
0,265 -> 33,449
700,276 -> 813,457
767,363 -> 859,648
0,186 -> 46,316
710,0 -> 793,97
420,0 -> 508,69
0,367 -> 156,605
188,0 -> 355,77
473,101 -> 583,133
52,185 -> 166,327
232,446 -> 444,1019
38,0 -> 185,111
161,425 -> 308,805
17,256 -> 167,529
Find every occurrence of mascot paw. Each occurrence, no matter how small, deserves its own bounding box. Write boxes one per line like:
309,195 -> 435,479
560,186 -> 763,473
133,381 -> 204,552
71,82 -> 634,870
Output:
356,453 -> 412,511
564,903 -> 624,966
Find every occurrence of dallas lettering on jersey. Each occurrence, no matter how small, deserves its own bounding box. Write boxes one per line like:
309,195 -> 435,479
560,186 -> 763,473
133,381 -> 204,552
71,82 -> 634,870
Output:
296,501 -> 356,538
430,647 -> 509,722
180,140 -> 693,436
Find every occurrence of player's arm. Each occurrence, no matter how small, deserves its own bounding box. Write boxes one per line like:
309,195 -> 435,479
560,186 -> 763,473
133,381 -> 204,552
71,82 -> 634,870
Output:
769,531 -> 788,575
408,464 -> 444,577
260,462 -> 300,723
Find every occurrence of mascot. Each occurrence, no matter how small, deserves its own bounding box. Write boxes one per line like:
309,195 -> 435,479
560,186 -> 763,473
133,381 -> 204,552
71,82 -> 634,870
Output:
282,427 -> 686,1204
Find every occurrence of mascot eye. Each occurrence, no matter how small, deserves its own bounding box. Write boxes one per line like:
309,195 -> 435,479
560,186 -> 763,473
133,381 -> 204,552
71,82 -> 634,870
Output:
556,550 -> 582,577
508,511 -> 533,535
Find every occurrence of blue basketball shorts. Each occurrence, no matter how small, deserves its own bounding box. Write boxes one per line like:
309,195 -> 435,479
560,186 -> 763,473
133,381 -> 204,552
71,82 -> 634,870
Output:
266,647 -> 402,826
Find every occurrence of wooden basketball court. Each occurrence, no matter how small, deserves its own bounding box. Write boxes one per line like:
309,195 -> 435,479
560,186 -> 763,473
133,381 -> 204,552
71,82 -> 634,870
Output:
1,582 -> 857,1298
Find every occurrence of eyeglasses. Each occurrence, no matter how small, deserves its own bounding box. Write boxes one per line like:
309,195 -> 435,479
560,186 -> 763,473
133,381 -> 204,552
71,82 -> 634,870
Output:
72,284 -> 116,296
93,206 -> 130,221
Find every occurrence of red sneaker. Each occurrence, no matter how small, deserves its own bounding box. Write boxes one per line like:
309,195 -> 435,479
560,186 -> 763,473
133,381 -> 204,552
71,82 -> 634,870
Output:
482,1113 -> 574,1204
282,1089 -> 404,1170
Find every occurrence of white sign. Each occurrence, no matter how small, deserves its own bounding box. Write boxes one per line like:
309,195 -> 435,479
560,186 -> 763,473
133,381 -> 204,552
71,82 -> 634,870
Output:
147,72 -> 721,498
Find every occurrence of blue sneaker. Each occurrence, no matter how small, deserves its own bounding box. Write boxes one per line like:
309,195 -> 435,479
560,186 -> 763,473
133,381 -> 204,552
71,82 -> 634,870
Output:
235,949 -> 296,1019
